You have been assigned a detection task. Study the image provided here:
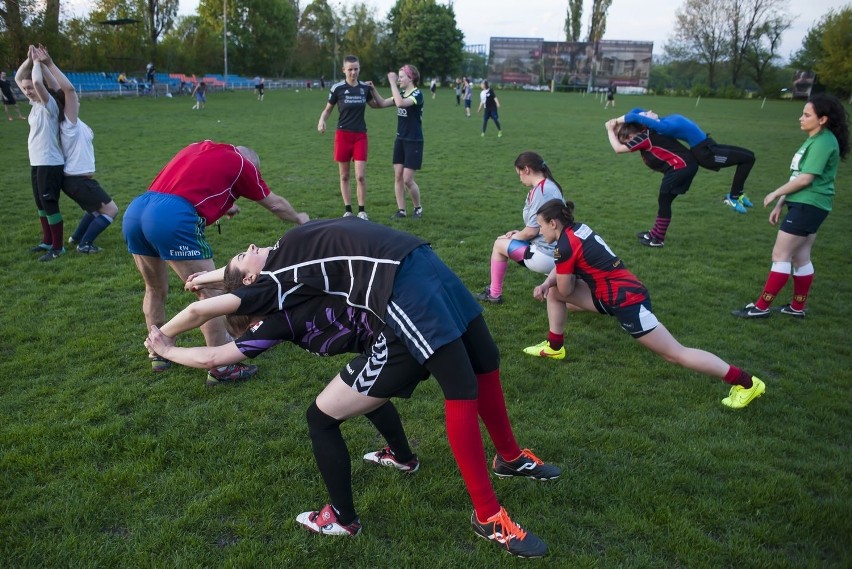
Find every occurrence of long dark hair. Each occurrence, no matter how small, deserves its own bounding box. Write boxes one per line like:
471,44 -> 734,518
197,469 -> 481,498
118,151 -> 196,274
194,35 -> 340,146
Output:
51,88 -> 66,123
536,198 -> 575,226
808,93 -> 850,160
514,151 -> 563,194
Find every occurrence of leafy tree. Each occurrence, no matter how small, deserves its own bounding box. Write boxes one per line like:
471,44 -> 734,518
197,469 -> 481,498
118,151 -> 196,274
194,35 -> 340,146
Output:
294,0 -> 336,78
667,0 -> 728,88
813,7 -> 851,96
727,0 -> 789,87
565,0 -> 582,42
197,0 -> 297,76
384,0 -> 464,82
742,14 -> 790,92
143,0 -> 179,49
160,15 -> 222,74
1,0 -> 60,66
585,0 -> 612,43
337,3 -> 385,82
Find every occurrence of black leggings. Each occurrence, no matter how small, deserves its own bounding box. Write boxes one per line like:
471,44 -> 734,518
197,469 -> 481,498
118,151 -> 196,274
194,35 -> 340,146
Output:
692,138 -> 755,195
423,315 -> 500,401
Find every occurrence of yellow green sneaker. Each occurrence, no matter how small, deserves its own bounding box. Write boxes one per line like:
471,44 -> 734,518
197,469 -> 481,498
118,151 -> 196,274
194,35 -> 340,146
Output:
522,340 -> 566,360
722,377 -> 765,409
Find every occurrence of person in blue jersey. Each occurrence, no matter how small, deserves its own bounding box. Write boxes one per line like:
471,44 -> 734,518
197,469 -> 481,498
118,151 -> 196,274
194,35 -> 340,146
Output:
317,55 -> 383,220
372,64 -> 425,219
619,108 -> 756,213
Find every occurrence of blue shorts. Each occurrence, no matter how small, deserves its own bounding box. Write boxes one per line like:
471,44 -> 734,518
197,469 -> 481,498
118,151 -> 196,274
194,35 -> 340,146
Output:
392,138 -> 423,170
123,191 -> 212,260
385,245 -> 483,364
594,298 -> 659,338
780,202 -> 829,236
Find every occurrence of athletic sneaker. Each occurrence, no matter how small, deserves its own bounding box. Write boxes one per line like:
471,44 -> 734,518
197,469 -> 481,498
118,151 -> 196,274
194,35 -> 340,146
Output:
475,287 -> 503,304
390,210 -> 407,219
498,131 -> 503,138
493,449 -> 560,480
149,355 -> 172,373
738,194 -> 754,208
38,247 -> 65,262
470,507 -> 548,558
342,211 -> 354,217
357,211 -> 369,220
206,362 -> 258,386
723,194 -> 748,214
636,231 -> 664,247
721,377 -> 766,409
731,302 -> 771,319
413,207 -> 423,219
76,242 -> 102,254
522,340 -> 566,360
363,447 -> 420,473
67,236 -> 78,245
296,504 -> 362,536
29,243 -> 51,253
778,304 -> 806,318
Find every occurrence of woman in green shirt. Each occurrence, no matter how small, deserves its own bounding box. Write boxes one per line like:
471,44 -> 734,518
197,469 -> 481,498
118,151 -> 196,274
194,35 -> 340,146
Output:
733,94 -> 849,319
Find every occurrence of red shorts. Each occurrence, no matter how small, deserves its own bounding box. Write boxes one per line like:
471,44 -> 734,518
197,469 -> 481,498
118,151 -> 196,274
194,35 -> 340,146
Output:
334,130 -> 368,162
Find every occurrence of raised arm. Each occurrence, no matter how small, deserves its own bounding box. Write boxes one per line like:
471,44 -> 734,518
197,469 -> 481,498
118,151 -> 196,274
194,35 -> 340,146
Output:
35,46 -> 78,122
605,119 -> 631,153
14,48 -> 33,90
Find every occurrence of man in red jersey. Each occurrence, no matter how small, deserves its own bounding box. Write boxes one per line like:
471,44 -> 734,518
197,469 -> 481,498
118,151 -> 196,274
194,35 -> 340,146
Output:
122,140 -> 309,383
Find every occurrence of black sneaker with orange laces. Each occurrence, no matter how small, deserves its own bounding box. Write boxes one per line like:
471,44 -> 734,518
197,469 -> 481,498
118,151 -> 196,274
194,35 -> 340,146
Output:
492,449 -> 561,480
470,507 -> 548,558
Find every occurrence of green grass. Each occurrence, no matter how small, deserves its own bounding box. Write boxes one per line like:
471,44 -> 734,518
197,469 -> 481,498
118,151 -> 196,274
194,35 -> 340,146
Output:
1,88 -> 850,567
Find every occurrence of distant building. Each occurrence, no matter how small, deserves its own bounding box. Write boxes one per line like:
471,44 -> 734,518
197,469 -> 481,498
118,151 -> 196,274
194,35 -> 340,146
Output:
487,37 -> 653,89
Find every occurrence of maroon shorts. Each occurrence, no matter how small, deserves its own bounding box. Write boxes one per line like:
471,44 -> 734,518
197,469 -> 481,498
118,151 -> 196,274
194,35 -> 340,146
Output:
334,130 -> 368,162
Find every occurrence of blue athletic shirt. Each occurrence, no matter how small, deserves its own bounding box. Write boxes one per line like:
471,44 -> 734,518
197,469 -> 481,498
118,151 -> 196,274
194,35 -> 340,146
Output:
624,107 -> 707,148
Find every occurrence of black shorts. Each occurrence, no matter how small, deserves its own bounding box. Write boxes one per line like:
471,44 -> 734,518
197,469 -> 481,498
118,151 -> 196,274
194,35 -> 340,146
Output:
593,298 -> 659,338
659,161 -> 698,195
780,202 -> 829,236
392,138 -> 423,170
339,326 -> 430,398
63,176 -> 112,213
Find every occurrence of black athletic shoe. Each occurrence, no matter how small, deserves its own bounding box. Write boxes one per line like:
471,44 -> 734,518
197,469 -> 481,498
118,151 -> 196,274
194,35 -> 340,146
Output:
470,507 -> 548,558
731,302 -> 771,319
475,287 -> 503,304
492,449 -> 560,480
636,231 -> 664,247
778,304 -> 806,318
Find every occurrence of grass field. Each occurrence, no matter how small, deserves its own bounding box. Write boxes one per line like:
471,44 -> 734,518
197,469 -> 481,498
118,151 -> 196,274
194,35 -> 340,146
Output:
1,87 -> 850,567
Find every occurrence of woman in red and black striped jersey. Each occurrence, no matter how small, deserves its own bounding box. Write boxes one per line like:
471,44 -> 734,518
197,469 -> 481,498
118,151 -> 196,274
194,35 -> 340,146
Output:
523,199 -> 766,410
606,118 -> 699,247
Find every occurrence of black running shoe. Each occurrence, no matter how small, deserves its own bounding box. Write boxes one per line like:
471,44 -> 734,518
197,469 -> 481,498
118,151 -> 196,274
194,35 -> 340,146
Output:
493,449 -> 560,480
470,507 -> 548,558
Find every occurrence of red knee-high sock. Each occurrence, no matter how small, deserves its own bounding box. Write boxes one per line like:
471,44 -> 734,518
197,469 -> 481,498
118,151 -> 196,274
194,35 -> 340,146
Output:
791,263 -> 814,311
444,399 -> 500,521
476,370 -> 522,462
755,262 -> 791,310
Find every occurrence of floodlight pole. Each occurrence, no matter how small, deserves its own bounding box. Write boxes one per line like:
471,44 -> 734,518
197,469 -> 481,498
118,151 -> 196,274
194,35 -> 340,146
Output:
223,0 -> 228,88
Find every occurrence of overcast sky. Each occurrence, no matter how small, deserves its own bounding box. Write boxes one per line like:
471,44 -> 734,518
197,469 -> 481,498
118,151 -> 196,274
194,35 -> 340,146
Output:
67,0 -> 848,60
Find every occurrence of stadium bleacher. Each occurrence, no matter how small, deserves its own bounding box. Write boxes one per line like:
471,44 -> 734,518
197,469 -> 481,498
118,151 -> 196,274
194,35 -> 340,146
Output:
63,71 -> 258,96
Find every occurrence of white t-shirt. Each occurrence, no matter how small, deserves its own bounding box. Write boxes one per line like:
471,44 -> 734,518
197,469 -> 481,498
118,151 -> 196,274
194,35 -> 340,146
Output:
60,117 -> 96,175
27,97 -> 64,166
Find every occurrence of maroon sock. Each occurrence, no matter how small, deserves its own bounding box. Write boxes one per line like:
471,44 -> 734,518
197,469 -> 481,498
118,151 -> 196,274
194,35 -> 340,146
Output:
48,220 -> 64,251
39,216 -> 51,245
444,399 -> 500,521
476,370 -> 522,462
723,366 -> 753,388
547,331 -> 564,350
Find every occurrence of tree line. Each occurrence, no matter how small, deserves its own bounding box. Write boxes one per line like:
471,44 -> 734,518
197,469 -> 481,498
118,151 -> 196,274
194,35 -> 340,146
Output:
0,0 -> 470,84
